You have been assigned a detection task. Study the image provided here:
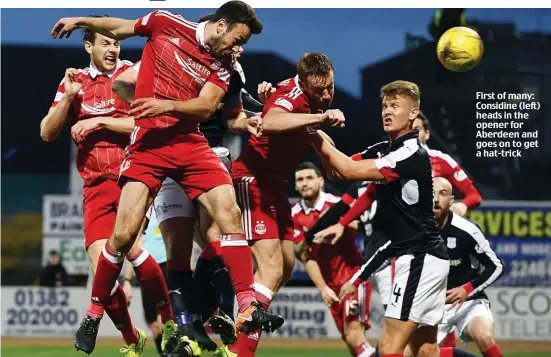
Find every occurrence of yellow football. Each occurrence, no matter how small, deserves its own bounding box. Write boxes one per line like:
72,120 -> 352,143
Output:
436,27 -> 484,72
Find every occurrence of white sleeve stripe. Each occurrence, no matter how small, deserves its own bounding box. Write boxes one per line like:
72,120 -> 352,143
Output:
374,142 -> 418,170
470,243 -> 503,296
350,240 -> 391,283
451,214 -> 503,295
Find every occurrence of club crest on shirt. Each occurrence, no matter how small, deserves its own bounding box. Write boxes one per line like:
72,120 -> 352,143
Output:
211,60 -> 222,71
255,220 -> 267,235
447,237 -> 457,249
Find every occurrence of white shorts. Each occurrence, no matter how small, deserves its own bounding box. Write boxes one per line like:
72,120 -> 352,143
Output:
438,299 -> 494,344
154,177 -> 195,223
153,147 -> 232,224
371,263 -> 392,307
385,253 -> 449,326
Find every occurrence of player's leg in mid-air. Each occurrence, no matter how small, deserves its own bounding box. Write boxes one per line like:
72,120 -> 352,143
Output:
193,147 -> 236,323
194,205 -> 236,349
219,181 -> 291,357
152,177 -> 201,356
76,180 -> 156,355
182,138 -> 284,336
77,179 -> 158,357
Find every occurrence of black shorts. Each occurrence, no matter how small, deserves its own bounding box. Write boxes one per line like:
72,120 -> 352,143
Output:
141,262 -> 168,323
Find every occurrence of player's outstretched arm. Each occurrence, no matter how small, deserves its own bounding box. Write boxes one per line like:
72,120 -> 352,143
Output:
70,117 -> 135,142
311,132 -> 385,181
129,82 -> 225,121
261,107 -> 324,134
226,113 -> 263,137
51,16 -> 137,40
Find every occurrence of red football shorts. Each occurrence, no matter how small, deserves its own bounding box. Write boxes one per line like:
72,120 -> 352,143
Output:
120,127 -> 232,199
82,179 -> 120,248
233,177 -> 294,241
330,281 -> 372,339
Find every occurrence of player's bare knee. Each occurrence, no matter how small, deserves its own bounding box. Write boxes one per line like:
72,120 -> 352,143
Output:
344,328 -> 364,349
111,224 -> 139,252
473,330 -> 495,351
414,342 -> 438,357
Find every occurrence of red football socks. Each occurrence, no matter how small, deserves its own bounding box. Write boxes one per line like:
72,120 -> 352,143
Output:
128,248 -> 174,323
482,344 -> 503,357
219,233 -> 256,311
90,244 -> 124,307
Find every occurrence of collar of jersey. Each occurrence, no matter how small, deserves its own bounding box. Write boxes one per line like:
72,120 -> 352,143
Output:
89,59 -> 123,79
441,210 -> 454,232
196,21 -> 207,48
389,130 -> 419,148
300,191 -> 329,214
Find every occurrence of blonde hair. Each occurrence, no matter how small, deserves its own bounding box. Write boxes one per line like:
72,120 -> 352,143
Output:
380,80 -> 420,107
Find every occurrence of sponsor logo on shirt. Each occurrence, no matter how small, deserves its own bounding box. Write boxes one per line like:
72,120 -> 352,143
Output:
454,169 -> 468,181
275,98 -> 293,111
447,237 -> 457,249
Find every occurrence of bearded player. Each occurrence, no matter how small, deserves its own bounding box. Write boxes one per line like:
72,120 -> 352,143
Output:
112,41 -> 264,354
292,162 -> 376,357
41,19 -> 178,356
220,52 -> 345,357
50,3 -> 283,357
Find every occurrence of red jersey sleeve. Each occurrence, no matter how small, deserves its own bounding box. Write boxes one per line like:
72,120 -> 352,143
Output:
338,183 -> 376,227
51,77 -> 66,108
206,66 -> 232,92
439,154 -> 482,209
134,10 -> 167,39
50,76 -> 78,122
262,78 -> 310,115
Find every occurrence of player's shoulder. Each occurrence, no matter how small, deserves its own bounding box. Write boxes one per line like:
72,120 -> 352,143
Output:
427,147 -> 459,168
386,137 -> 420,164
322,191 -> 341,204
119,59 -> 134,68
360,140 -> 389,158
269,75 -> 308,112
450,212 -> 485,241
291,201 -> 303,217
152,9 -> 198,26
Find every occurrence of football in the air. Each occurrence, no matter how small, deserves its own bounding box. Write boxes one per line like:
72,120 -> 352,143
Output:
436,26 -> 484,72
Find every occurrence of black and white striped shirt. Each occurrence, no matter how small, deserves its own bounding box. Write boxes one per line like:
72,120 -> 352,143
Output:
350,131 -> 448,285
442,211 -> 504,300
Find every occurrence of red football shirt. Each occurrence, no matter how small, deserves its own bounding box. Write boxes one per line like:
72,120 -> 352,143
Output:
133,10 -> 233,132
232,75 -> 318,184
426,147 -> 481,209
51,60 -> 133,187
292,192 -> 364,291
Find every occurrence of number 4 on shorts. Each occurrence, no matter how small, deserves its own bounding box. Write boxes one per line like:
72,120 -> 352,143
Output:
392,284 -> 402,304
